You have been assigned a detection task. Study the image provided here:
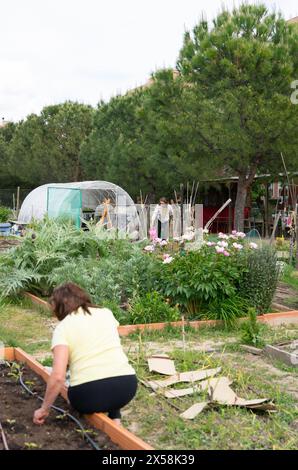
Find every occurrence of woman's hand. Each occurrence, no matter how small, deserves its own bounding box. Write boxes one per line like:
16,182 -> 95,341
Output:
33,407 -> 49,425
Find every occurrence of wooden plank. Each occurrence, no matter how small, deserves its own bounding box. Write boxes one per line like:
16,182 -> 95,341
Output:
86,413 -> 153,450
11,347 -> 152,450
2,347 -> 15,361
240,345 -> 263,355
24,291 -> 298,332
264,345 -> 298,367
24,292 -> 51,311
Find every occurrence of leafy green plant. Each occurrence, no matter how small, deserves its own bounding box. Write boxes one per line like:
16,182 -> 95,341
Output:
238,244 -> 278,314
0,206 -> 11,223
159,246 -> 244,316
127,291 -> 180,324
0,218 -> 107,296
241,308 -> 264,347
204,296 -> 249,328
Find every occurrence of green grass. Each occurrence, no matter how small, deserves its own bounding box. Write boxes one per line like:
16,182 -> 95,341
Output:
281,265 -> 298,292
0,300 -> 52,354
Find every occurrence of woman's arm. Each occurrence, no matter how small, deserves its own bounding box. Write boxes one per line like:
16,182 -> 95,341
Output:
33,345 -> 69,425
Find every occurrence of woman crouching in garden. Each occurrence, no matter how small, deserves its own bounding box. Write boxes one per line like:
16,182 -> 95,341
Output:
33,282 -> 137,426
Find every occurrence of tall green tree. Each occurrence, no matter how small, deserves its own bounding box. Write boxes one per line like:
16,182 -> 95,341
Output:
80,89 -> 180,200
178,4 -> 298,230
0,122 -> 18,187
8,102 -> 94,186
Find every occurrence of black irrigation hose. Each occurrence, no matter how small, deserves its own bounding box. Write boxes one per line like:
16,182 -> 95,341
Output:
19,373 -> 101,451
0,419 -> 9,450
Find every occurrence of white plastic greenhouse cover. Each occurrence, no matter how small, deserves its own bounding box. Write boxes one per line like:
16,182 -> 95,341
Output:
18,181 -> 139,230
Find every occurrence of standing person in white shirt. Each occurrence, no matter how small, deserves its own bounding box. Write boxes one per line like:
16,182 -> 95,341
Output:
151,197 -> 173,240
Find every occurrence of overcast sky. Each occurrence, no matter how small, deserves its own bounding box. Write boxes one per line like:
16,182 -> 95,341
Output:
0,0 -> 297,122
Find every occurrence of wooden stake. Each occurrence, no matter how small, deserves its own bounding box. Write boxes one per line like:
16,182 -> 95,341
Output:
16,186 -> 20,216
204,199 -> 232,231
182,315 -> 186,353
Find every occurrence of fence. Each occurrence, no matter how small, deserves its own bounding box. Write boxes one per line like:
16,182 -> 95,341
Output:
0,188 -> 32,209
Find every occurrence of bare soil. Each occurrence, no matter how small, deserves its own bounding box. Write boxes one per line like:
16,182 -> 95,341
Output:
0,363 -> 119,450
0,238 -> 21,252
273,282 -> 298,310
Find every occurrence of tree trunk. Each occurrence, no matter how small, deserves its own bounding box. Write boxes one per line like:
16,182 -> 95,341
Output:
234,167 -> 258,232
234,174 -> 248,232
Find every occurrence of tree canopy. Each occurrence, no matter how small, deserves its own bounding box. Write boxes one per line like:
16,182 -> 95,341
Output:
1,4 -> 298,230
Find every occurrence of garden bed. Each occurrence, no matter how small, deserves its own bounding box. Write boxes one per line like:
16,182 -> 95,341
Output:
23,293 -> 298,335
1,348 -> 153,450
0,363 -> 119,450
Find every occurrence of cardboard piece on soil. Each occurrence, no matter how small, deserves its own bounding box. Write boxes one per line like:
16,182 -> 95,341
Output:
147,354 -> 177,376
197,377 -> 274,409
164,385 -> 200,398
147,367 -> 221,390
164,376 -> 276,411
180,402 -> 209,419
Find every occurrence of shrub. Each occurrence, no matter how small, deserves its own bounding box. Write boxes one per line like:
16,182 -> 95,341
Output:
240,308 -> 264,347
238,244 -> 278,314
159,246 -> 244,316
127,291 -> 181,324
0,206 -> 11,223
50,245 -> 161,307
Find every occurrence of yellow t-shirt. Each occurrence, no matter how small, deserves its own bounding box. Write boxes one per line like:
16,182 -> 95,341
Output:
51,307 -> 135,387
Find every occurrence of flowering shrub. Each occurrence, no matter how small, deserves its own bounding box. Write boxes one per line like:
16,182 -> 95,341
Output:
157,231 -> 266,318
159,244 -> 246,315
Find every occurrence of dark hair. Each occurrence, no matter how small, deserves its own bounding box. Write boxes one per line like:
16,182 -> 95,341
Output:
159,197 -> 168,204
50,282 -> 94,321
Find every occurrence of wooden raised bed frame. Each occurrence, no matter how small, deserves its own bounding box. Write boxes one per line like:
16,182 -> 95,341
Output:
24,292 -> 298,336
1,347 -> 153,451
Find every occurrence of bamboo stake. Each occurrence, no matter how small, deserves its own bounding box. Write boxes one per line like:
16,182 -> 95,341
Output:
16,186 -> 20,216
204,199 -> 232,231
189,181 -> 195,207
270,211 -> 281,244
193,181 -> 200,206
0,420 -> 9,450
281,153 -> 296,206
182,315 -> 186,353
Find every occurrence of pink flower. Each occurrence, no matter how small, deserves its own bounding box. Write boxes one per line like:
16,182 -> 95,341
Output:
206,241 -> 216,246
149,228 -> 157,241
236,232 -> 246,238
163,256 -> 174,264
218,232 -> 229,239
160,240 -> 168,246
231,230 -> 237,235
182,232 -> 195,241
153,237 -> 162,244
144,245 -> 155,252
163,253 -> 170,260
217,241 -> 228,248
249,242 -> 258,249
223,250 -> 230,257
215,246 -> 225,254
232,243 -> 243,250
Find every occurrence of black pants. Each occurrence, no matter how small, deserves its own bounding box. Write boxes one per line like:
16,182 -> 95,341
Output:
68,375 -> 138,419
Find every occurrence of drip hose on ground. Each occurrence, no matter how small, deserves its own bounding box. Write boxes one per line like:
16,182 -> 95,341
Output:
19,373 -> 101,451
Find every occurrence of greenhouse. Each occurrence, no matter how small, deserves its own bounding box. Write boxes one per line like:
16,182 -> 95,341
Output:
18,181 -> 140,235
